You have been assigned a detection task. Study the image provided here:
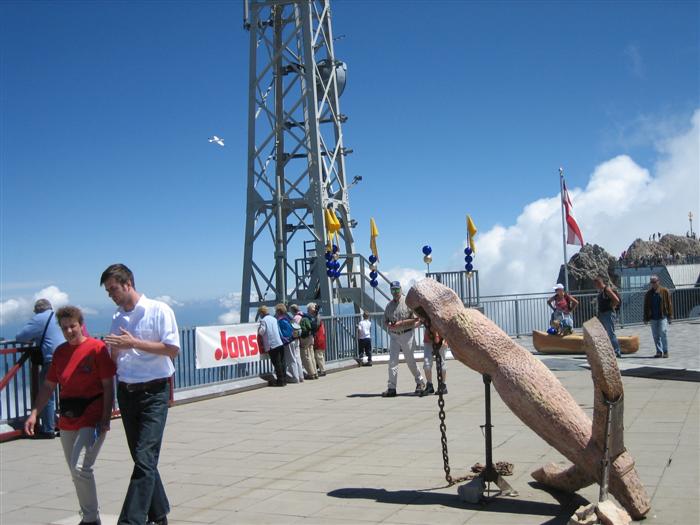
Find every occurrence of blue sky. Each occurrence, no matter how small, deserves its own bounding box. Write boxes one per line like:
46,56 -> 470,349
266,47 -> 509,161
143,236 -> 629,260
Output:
1,0 -> 698,337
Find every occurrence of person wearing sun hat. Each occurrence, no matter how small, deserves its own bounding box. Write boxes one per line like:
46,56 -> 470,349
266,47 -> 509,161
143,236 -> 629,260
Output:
547,283 -> 578,335
382,281 -> 425,397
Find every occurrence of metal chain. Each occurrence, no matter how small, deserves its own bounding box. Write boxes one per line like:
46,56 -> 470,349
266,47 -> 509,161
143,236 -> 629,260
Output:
425,319 -> 472,486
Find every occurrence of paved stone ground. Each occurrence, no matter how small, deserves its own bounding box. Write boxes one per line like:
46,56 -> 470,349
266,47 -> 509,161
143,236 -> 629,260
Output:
1,321 -> 698,525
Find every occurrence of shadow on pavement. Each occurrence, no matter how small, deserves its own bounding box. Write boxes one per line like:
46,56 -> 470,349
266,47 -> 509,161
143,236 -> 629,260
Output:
621,367 -> 700,382
346,393 -> 418,398
328,485 -> 589,524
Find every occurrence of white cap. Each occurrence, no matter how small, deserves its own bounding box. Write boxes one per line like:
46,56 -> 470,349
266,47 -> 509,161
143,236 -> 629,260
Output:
553,283 -> 565,291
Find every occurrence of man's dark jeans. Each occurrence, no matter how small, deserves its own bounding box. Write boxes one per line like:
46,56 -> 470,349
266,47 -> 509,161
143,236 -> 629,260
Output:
117,380 -> 170,525
269,345 -> 286,383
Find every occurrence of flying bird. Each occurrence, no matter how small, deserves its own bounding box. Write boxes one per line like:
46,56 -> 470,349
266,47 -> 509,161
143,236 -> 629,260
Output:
208,135 -> 225,147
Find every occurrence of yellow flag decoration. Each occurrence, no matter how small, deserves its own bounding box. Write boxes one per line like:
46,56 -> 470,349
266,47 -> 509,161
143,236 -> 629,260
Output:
466,214 -> 478,254
369,217 -> 379,259
325,208 -> 341,248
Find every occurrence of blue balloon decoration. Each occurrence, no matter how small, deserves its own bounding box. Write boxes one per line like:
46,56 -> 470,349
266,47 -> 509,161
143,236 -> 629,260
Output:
334,270 -> 341,278
422,245 -> 432,255
370,279 -> 379,287
326,261 -> 333,269
332,244 -> 339,254
464,247 -> 472,255
369,271 -> 378,279
466,263 -> 473,272
325,251 -> 333,261
326,269 -> 334,277
368,254 -> 377,264
333,260 -> 340,269
464,255 -> 473,263
547,327 -> 557,335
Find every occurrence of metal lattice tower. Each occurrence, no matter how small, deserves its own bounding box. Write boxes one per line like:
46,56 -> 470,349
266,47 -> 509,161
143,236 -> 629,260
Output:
240,0 -> 367,321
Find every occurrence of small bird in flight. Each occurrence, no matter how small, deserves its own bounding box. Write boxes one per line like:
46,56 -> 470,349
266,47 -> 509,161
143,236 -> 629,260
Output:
208,135 -> 224,147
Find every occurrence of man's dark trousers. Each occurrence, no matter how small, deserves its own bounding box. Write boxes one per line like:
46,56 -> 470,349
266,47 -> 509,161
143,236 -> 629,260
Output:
117,380 -> 170,525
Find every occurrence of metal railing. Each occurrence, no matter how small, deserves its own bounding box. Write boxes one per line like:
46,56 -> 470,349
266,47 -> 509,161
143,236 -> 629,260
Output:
3,283 -> 698,438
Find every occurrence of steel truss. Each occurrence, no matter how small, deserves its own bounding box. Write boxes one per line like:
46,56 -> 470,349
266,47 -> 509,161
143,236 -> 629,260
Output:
240,0 -> 361,321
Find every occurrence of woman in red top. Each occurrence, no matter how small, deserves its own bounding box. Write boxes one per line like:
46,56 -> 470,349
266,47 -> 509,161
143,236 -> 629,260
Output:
24,306 -> 116,525
547,284 -> 579,334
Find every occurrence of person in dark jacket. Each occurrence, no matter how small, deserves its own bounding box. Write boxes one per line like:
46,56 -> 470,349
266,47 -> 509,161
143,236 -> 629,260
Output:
643,275 -> 673,358
594,276 -> 622,358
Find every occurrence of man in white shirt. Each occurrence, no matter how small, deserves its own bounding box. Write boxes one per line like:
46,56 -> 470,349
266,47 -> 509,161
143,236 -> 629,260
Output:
101,264 -> 179,525
382,281 -> 425,397
257,305 -> 286,386
356,311 -> 372,366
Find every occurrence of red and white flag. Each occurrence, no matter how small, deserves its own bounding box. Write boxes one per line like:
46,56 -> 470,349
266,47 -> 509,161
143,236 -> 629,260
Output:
562,181 -> 584,246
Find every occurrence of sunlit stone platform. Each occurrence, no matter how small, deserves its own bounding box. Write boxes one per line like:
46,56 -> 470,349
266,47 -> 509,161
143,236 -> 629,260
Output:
1,321 -> 698,525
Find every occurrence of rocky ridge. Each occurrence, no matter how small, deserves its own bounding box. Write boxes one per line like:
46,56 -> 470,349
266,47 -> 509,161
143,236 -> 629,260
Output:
557,234 -> 700,291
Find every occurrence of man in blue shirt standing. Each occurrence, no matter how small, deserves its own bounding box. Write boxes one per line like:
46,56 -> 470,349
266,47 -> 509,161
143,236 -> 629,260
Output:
16,298 -> 65,438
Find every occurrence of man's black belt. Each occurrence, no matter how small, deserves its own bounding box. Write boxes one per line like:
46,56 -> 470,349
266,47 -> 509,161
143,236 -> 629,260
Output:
390,329 -> 413,335
118,378 -> 168,393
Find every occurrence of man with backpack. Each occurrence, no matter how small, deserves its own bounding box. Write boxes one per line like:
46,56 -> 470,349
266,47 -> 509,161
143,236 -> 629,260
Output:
276,304 -> 304,383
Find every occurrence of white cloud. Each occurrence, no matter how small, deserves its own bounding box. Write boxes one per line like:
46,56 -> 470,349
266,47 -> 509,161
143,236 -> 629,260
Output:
79,306 -> 99,316
384,267 -> 426,290
0,298 -> 29,326
454,109 -> 700,297
218,292 -> 241,324
34,286 -> 69,308
154,295 -> 184,307
0,285 -> 71,326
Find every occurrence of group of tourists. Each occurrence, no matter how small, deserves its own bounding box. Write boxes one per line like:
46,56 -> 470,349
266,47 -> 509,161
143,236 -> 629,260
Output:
256,302 -> 326,386
546,274 -> 673,358
17,264 -> 178,525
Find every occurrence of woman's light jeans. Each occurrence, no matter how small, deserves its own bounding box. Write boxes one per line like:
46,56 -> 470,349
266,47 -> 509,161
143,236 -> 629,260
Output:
60,426 -> 106,523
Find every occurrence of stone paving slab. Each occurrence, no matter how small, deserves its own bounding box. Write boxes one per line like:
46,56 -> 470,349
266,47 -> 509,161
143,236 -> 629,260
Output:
1,322 -> 698,525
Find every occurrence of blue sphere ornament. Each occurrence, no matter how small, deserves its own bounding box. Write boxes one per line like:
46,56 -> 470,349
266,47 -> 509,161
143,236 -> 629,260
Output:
547,327 -> 557,335
325,251 -> 333,261
464,255 -> 473,263
326,269 -> 334,277
326,261 -> 333,269
464,247 -> 473,255
422,245 -> 432,255
368,254 -> 377,264
466,263 -> 474,272
332,244 -> 339,254
334,270 -> 342,279
333,260 -> 341,269
369,271 -> 378,279
370,279 -> 379,287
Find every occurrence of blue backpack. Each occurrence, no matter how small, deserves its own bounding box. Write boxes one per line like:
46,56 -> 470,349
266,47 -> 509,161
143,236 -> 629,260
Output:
277,316 -> 294,344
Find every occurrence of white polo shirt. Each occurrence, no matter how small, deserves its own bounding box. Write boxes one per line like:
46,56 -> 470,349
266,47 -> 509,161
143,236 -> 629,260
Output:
110,294 -> 180,383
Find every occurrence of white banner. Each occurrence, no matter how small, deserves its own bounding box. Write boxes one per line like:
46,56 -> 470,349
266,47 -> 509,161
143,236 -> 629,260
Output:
195,323 -> 262,369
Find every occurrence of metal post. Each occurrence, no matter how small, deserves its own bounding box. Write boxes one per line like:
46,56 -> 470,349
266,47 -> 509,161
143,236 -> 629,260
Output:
598,396 -> 621,502
559,168 -> 570,292
483,374 -> 496,482
514,298 -> 521,338
689,212 -> 694,237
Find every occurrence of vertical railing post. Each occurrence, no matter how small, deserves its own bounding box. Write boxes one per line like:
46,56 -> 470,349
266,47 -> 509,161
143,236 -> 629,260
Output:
514,298 -> 521,338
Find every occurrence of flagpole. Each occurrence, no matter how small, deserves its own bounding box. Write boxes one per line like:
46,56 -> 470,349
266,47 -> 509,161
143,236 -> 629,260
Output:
559,167 -> 570,292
